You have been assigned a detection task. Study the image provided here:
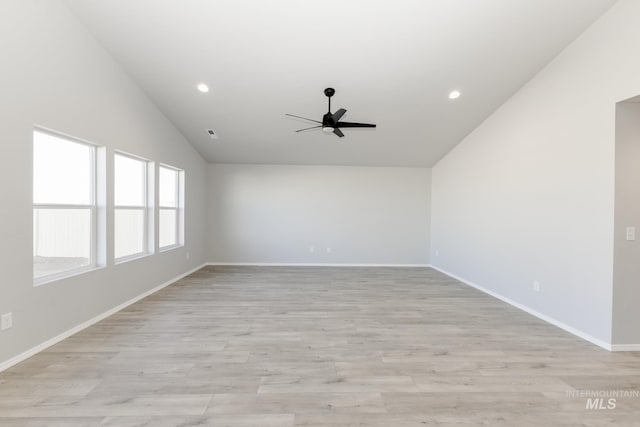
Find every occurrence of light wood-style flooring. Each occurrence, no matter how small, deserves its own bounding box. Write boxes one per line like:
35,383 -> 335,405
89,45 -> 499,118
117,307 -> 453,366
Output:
1,266 -> 639,426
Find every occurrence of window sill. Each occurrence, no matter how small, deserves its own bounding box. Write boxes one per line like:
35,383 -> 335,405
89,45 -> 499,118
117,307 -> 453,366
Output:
114,252 -> 153,265
159,244 -> 183,253
33,265 -> 105,287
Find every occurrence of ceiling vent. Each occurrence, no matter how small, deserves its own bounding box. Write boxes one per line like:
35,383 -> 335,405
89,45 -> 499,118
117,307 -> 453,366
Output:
206,129 -> 218,140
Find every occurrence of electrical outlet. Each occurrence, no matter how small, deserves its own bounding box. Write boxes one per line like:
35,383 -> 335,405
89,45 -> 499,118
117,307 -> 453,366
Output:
626,227 -> 636,241
533,281 -> 541,292
326,247 -> 332,253
185,251 -> 190,260
435,250 -> 440,256
1,313 -> 12,331
309,246 -> 315,253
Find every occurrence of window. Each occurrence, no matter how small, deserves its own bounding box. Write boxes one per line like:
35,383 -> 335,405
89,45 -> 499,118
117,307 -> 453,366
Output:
33,129 -> 97,283
114,152 -> 152,262
159,164 -> 183,249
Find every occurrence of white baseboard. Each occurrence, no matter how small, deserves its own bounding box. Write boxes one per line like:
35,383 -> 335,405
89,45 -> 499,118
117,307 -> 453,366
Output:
428,264 -> 615,352
206,262 -> 430,267
0,263 -> 207,373
610,344 -> 640,352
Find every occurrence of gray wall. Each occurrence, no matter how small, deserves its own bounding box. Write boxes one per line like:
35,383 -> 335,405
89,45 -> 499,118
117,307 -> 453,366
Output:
431,0 -> 640,345
613,100 -> 640,345
208,164 -> 431,265
0,0 -> 208,365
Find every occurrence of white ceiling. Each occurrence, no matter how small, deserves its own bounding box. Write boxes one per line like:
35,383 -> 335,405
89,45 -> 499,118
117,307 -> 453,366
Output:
64,0 -> 615,167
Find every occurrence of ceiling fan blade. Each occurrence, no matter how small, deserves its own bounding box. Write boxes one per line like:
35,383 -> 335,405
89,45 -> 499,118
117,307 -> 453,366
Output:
336,121 -> 376,128
295,125 -> 322,133
333,128 -> 345,138
332,108 -> 347,122
285,114 -> 321,124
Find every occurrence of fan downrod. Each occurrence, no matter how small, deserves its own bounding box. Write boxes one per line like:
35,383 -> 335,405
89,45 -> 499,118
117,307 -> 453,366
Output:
324,87 -> 335,98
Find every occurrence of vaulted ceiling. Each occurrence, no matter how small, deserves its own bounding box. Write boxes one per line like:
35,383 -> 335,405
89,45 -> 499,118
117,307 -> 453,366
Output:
64,0 -> 616,166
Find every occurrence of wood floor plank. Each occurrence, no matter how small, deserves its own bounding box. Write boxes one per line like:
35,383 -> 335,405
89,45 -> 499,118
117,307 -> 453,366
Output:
0,418 -> 104,427
0,394 -> 212,417
207,392 -> 385,414
99,414 -> 295,426
258,375 -> 419,394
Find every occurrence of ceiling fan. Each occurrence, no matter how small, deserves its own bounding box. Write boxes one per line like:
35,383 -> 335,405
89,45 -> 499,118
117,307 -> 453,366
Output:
286,88 -> 376,138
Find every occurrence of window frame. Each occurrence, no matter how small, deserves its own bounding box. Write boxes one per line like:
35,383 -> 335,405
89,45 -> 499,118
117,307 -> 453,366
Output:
158,163 -> 184,251
113,151 -> 153,264
33,128 -> 99,286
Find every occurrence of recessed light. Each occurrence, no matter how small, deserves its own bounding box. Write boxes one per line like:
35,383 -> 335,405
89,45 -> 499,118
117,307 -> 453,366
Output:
197,83 -> 209,93
448,90 -> 461,99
